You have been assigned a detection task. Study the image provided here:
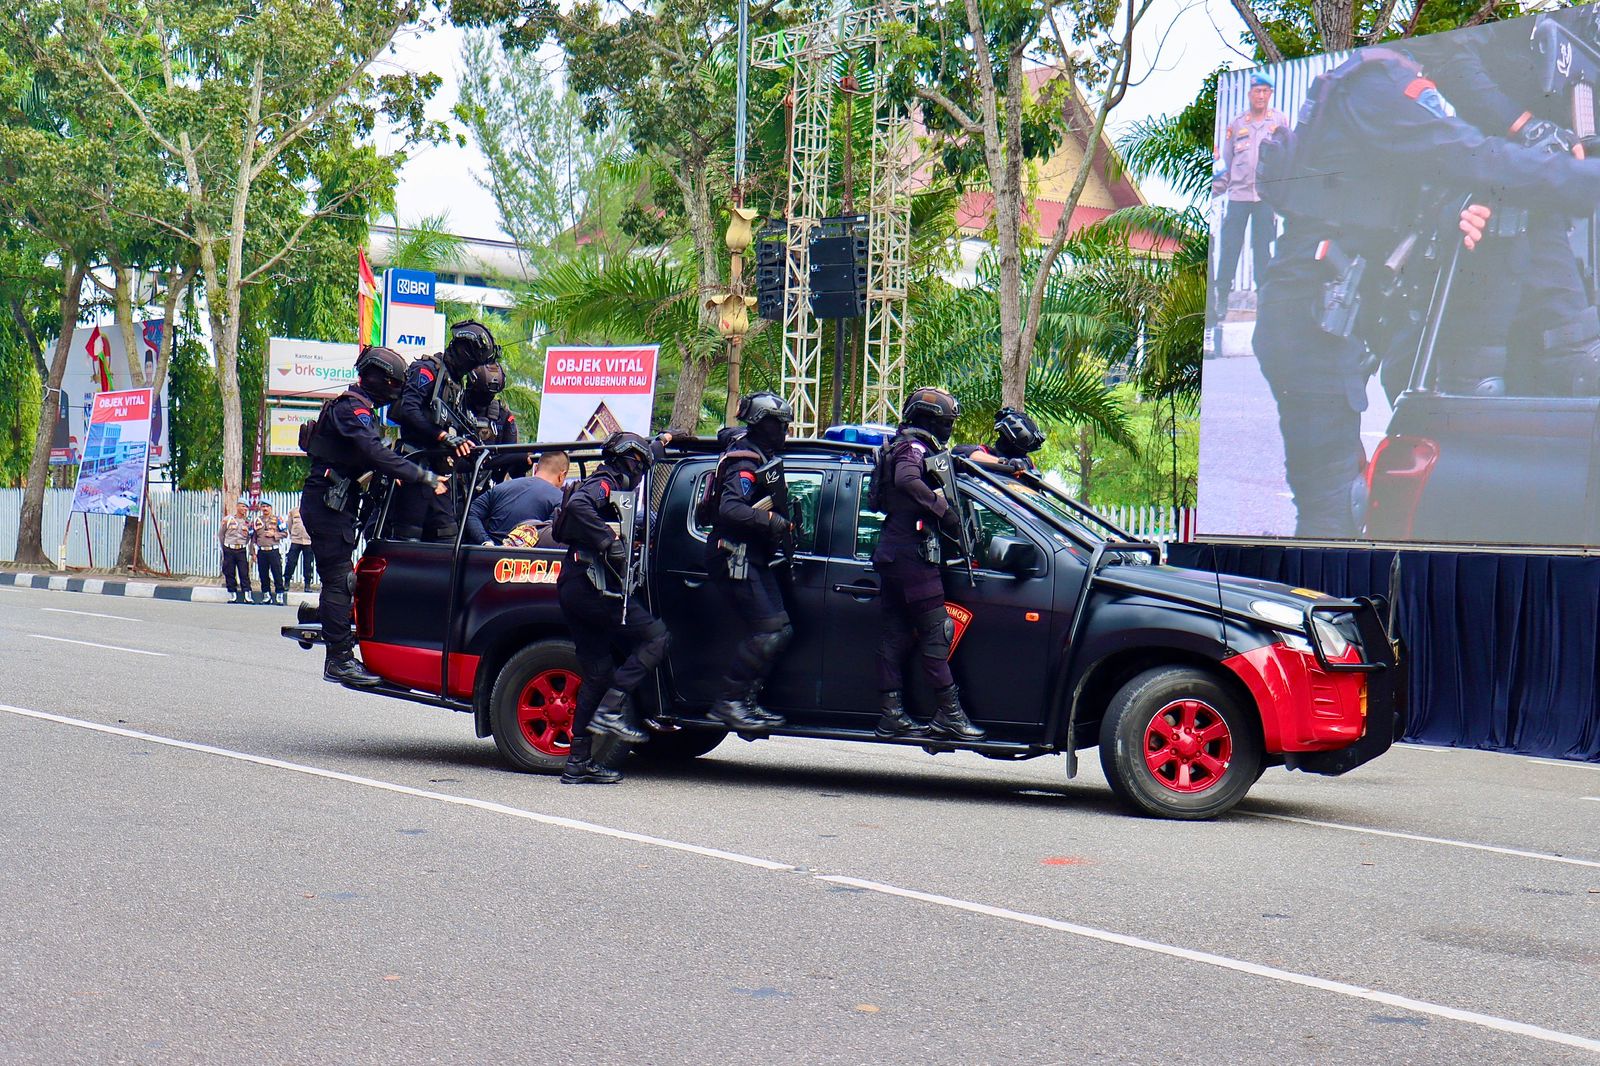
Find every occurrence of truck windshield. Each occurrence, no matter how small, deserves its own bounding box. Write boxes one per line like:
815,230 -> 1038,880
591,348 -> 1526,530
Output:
988,478 -> 1129,547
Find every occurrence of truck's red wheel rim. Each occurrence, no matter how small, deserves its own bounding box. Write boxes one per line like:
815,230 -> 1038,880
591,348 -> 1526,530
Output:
518,669 -> 580,756
1143,698 -> 1232,794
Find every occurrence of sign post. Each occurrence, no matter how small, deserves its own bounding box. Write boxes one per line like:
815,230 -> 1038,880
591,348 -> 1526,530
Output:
69,388 -> 154,519
383,268 -> 445,364
535,345 -> 661,441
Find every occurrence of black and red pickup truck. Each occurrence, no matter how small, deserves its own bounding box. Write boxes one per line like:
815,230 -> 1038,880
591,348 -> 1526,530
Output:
285,436 -> 1404,819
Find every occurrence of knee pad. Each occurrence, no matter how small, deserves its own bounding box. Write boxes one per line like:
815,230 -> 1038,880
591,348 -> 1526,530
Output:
432,523 -> 460,543
637,619 -> 669,669
914,606 -> 954,660
751,621 -> 793,661
391,525 -> 424,542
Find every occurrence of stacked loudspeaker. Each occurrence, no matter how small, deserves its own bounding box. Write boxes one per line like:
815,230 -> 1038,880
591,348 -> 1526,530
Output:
755,215 -> 869,323
808,215 -> 868,320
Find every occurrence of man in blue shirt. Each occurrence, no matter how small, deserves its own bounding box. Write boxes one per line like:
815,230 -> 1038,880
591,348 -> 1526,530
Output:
465,450 -> 569,545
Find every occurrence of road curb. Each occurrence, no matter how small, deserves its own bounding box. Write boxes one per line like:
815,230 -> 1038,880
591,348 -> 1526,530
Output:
0,569 -> 316,607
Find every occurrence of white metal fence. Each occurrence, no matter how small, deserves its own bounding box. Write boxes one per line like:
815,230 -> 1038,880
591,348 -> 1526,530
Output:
0,488 -> 1195,578
0,488 -> 305,577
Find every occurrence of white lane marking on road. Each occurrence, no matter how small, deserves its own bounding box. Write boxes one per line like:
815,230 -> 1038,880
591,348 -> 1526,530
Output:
29,635 -> 167,657
4,700 -> 1598,1055
0,704 -> 791,872
1525,757 -> 1600,771
1401,745 -> 1456,753
816,875 -> 1600,1055
1582,797 -> 1600,804
41,607 -> 138,622
1242,812 -> 1600,870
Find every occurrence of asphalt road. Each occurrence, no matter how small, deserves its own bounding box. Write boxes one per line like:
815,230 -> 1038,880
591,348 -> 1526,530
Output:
1197,335 -> 1395,538
1,582 -> 1598,1064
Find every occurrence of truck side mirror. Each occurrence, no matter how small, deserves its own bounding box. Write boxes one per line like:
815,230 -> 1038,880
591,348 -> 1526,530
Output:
986,535 -> 1038,575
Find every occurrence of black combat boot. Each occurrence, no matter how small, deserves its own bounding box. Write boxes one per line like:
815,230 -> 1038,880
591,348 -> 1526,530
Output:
560,752 -> 624,785
875,690 -> 929,738
324,654 -> 382,687
744,681 -> 786,729
588,688 -> 648,743
929,685 -> 986,741
708,690 -> 768,733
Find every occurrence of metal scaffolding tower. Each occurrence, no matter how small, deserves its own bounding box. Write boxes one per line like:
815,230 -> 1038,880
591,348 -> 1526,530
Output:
862,24 -> 913,426
752,1 -> 912,436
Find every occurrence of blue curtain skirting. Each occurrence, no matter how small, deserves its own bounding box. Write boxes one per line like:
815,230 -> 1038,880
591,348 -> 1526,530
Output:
1168,543 -> 1600,761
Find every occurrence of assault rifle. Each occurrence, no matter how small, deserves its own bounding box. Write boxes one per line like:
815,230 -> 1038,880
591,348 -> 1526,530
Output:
608,483 -> 643,614
924,449 -> 977,586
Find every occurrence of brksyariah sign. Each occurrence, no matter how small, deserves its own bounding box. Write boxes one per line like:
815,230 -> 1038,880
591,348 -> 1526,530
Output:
268,337 -> 360,398
70,388 -> 153,518
535,345 -> 660,442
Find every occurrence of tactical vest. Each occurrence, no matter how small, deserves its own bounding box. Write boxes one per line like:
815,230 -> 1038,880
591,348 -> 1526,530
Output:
696,446 -> 785,527
300,389 -> 366,462
1255,47 -> 1430,233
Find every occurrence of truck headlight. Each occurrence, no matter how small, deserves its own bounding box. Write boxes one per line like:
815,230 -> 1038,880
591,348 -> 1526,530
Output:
1312,615 -> 1351,659
1250,599 -> 1305,628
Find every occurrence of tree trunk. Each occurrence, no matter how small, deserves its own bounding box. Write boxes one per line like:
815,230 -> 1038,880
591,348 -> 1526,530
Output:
112,260 -> 145,570
669,345 -> 712,430
1075,425 -> 1095,503
16,261 -> 86,565
682,158 -> 723,432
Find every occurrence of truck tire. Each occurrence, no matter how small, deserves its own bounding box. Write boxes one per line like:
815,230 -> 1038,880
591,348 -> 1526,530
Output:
632,727 -> 729,764
489,641 -> 583,774
1098,666 -> 1262,820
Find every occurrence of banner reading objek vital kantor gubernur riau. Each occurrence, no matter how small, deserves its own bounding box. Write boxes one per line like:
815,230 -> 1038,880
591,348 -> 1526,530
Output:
535,345 -> 660,442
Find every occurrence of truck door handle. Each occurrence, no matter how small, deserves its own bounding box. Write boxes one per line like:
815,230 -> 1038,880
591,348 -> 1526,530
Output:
832,582 -> 880,599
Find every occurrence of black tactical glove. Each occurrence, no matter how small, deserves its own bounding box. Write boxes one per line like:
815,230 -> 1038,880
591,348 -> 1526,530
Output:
604,538 -> 628,568
766,512 -> 793,537
1516,117 -> 1581,157
1000,458 -> 1029,475
938,507 -> 962,537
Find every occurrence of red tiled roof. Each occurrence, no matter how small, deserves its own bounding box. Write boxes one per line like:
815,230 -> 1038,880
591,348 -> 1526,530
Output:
954,192 -> 1180,254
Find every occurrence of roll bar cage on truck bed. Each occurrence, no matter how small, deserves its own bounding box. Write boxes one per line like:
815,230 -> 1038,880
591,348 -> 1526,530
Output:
285,434 -> 1404,820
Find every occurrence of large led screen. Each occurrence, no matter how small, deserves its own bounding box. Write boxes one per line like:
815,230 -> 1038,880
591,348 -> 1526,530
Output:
1198,8 -> 1600,548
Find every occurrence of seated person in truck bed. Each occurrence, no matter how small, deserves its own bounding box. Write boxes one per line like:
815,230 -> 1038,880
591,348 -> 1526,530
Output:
465,451 -> 569,545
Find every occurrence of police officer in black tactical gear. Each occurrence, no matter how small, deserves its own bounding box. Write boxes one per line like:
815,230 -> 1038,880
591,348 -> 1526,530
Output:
552,430 -> 671,785
954,406 -> 1046,474
300,346 -> 446,686
1253,44 -> 1600,538
703,391 -> 796,733
463,362 -> 532,484
872,387 -> 986,742
1420,20 -> 1600,398
390,320 -> 497,541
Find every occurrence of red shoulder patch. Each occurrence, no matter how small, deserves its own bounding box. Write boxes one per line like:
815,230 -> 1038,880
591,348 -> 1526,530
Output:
353,407 -> 372,417
599,478 -> 612,497
738,470 -> 757,484
1403,77 -> 1435,100
418,366 -> 435,382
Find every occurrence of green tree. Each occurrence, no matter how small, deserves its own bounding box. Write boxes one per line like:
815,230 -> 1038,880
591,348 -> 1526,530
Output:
71,0 -> 446,507
451,0 -> 791,429
455,31 -> 632,264
894,0 -> 1158,408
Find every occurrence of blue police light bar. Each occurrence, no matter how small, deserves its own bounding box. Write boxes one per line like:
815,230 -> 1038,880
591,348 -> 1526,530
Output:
822,423 -> 896,446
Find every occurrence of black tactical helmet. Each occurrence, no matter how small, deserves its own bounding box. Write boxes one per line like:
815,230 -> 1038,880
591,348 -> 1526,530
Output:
601,430 -> 655,490
994,406 -> 1045,456
445,320 -> 499,375
902,386 -> 961,444
355,345 -> 407,404
466,362 -> 506,396
737,391 -> 794,426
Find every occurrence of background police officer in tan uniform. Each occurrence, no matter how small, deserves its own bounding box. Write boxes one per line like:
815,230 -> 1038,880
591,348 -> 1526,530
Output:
1212,72 -> 1288,332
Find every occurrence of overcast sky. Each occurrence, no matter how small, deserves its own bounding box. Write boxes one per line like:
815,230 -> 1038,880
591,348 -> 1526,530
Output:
379,0 -> 1255,242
